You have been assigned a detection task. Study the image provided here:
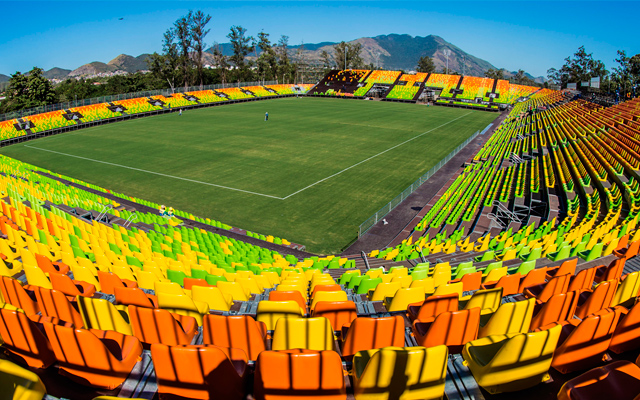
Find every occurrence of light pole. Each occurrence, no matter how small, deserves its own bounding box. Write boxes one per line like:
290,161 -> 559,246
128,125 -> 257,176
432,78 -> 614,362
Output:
443,49 -> 451,74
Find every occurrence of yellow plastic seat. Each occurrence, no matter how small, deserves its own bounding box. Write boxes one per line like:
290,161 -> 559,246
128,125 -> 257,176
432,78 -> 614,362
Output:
611,272 -> 640,307
0,359 -> 46,400
22,263 -> 52,289
384,287 -> 426,312
76,296 -> 133,335
459,287 -> 503,315
111,264 -> 137,282
410,278 -> 435,294
135,270 -> 166,290
462,324 -> 562,394
431,267 -> 452,288
368,282 -> 401,301
430,282 -> 463,298
478,298 -> 536,338
217,281 -> 251,301
157,292 -> 209,326
72,265 -> 102,291
353,345 -> 448,400
391,275 -> 412,288
236,277 -> 263,295
271,317 -> 335,351
482,267 -> 508,284
276,284 -> 307,300
256,300 -> 305,331
154,281 -> 186,296
310,291 -> 347,311
191,285 -> 233,312
365,269 -> 384,279
260,271 -> 280,286
253,274 -> 273,290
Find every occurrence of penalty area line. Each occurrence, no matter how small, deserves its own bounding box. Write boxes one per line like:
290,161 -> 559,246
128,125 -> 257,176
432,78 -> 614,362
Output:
22,144 -> 286,200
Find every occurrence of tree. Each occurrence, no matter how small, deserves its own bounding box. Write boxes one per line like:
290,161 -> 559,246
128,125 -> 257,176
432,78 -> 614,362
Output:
485,68 -> 504,80
211,43 -> 229,84
333,41 -> 363,70
0,67 -> 56,113
256,31 -> 278,81
227,26 -> 253,78
416,56 -> 436,73
148,28 -> 182,93
174,11 -> 195,88
320,50 -> 333,74
190,10 -> 212,87
546,67 -> 561,86
276,35 -> 293,83
558,46 -> 607,88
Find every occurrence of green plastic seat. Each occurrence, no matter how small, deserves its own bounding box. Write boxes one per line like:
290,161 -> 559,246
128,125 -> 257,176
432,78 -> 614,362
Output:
166,269 -> 188,286
356,278 -> 383,295
348,275 -> 370,290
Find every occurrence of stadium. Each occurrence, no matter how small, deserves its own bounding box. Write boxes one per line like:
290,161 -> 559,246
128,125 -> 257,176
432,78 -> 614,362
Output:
1,6 -> 640,400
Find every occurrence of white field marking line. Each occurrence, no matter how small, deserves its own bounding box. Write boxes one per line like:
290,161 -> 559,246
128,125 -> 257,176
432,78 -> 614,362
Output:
281,112 -> 474,200
22,144 -> 286,200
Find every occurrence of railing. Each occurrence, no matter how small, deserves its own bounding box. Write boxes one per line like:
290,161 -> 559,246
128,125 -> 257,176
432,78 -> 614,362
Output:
358,129 -> 483,237
0,80 -> 279,122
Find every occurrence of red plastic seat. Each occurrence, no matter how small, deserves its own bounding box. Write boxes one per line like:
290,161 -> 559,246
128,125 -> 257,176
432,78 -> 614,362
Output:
341,316 -> 405,359
481,273 -> 521,296
524,273 -> 572,303
0,276 -> 39,316
529,291 -> 580,331
254,349 -> 346,400
183,277 -> 212,291
128,305 -> 197,346
310,301 -> 358,332
613,240 -> 640,259
518,267 -> 548,293
610,300 -> 640,354
546,258 -> 578,280
35,253 -> 70,274
43,322 -> 143,389
269,290 -> 308,313
0,308 -> 56,368
114,286 -> 158,309
413,308 -> 481,353
449,271 -> 483,292
567,267 -> 597,292
32,286 -> 84,328
594,258 -> 626,284
575,279 -> 618,319
557,360 -> 640,400
310,284 -> 342,298
202,314 -> 267,361
151,343 -> 247,400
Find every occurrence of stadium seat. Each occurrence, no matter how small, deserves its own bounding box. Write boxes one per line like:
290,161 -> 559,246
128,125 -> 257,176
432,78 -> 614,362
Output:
609,299 -> 640,354
524,273 -> 572,303
151,343 -> 247,400
0,308 -> 57,368
191,285 -> 233,311
272,317 -> 335,351
0,276 -> 39,316
0,359 -> 47,400
157,292 -> 209,325
575,278 -> 618,319
480,272 -> 520,296
341,316 -> 405,359
407,293 -> 459,322
254,349 -> 346,400
128,305 -> 197,346
114,286 -> 158,309
352,345 -> 448,400
478,298 -> 536,338
611,272 -> 640,307
518,267 -> 548,293
311,291 -> 347,311
459,287 -> 503,315
529,291 -> 580,331
413,308 -> 481,352
557,360 -> 640,400
49,273 -> 96,298
43,323 -> 143,389
202,314 -> 267,361
256,300 -> 305,331
76,296 -> 133,335
462,324 -> 562,393
310,301 -> 358,332
32,286 -> 84,328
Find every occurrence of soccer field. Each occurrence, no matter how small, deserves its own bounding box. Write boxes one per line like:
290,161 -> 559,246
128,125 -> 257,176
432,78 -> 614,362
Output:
1,97 -> 498,254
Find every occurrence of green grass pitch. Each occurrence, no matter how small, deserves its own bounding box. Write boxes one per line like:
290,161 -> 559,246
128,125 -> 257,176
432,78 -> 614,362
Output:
1,97 -> 498,254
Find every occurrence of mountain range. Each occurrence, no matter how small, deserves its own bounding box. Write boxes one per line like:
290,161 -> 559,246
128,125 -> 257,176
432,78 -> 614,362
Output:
5,34 -> 544,83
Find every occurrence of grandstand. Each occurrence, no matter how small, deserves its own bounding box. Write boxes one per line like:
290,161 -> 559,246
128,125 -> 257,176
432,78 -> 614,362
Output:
2,67 -> 640,400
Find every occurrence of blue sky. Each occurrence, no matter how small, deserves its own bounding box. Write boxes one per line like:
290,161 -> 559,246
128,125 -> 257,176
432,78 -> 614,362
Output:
1,1 -> 638,78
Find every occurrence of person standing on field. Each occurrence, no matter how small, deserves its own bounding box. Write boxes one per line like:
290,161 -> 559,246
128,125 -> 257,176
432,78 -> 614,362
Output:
265,111 -> 269,121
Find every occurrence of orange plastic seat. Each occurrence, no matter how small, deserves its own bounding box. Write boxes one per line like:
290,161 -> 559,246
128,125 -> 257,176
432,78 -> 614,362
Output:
35,253 -> 69,274
613,240 -> 640,259
32,286 -> 84,328
524,273 -> 572,303
97,271 -> 138,295
567,267 -> 597,292
407,293 -> 459,322
202,314 -> 267,361
269,291 -> 308,313
43,322 -> 142,389
341,316 -> 405,359
575,279 -> 618,319
0,276 -> 39,316
449,271 -> 482,292
183,277 -> 211,291
311,284 -> 342,298
0,308 -> 56,368
480,273 -> 521,296
518,267 -> 548,293
557,360 -> 640,400
540,307 -> 622,374
610,300 -> 640,354
151,343 -> 247,400
114,286 -> 158,309
49,273 -> 96,298
413,308 -> 481,353
594,258 -> 625,284
546,258 -> 578,280
128,305 -> 197,346
254,349 -> 346,400
311,301 -> 358,332
529,291 -> 580,331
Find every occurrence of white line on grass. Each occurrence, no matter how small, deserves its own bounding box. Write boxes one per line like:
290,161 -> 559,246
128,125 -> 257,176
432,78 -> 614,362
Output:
22,111 -> 473,201
22,144 -> 286,200
281,112 -> 473,199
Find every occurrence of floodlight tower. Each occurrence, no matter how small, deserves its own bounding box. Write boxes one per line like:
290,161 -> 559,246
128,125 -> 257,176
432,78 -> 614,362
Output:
443,49 -> 451,74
